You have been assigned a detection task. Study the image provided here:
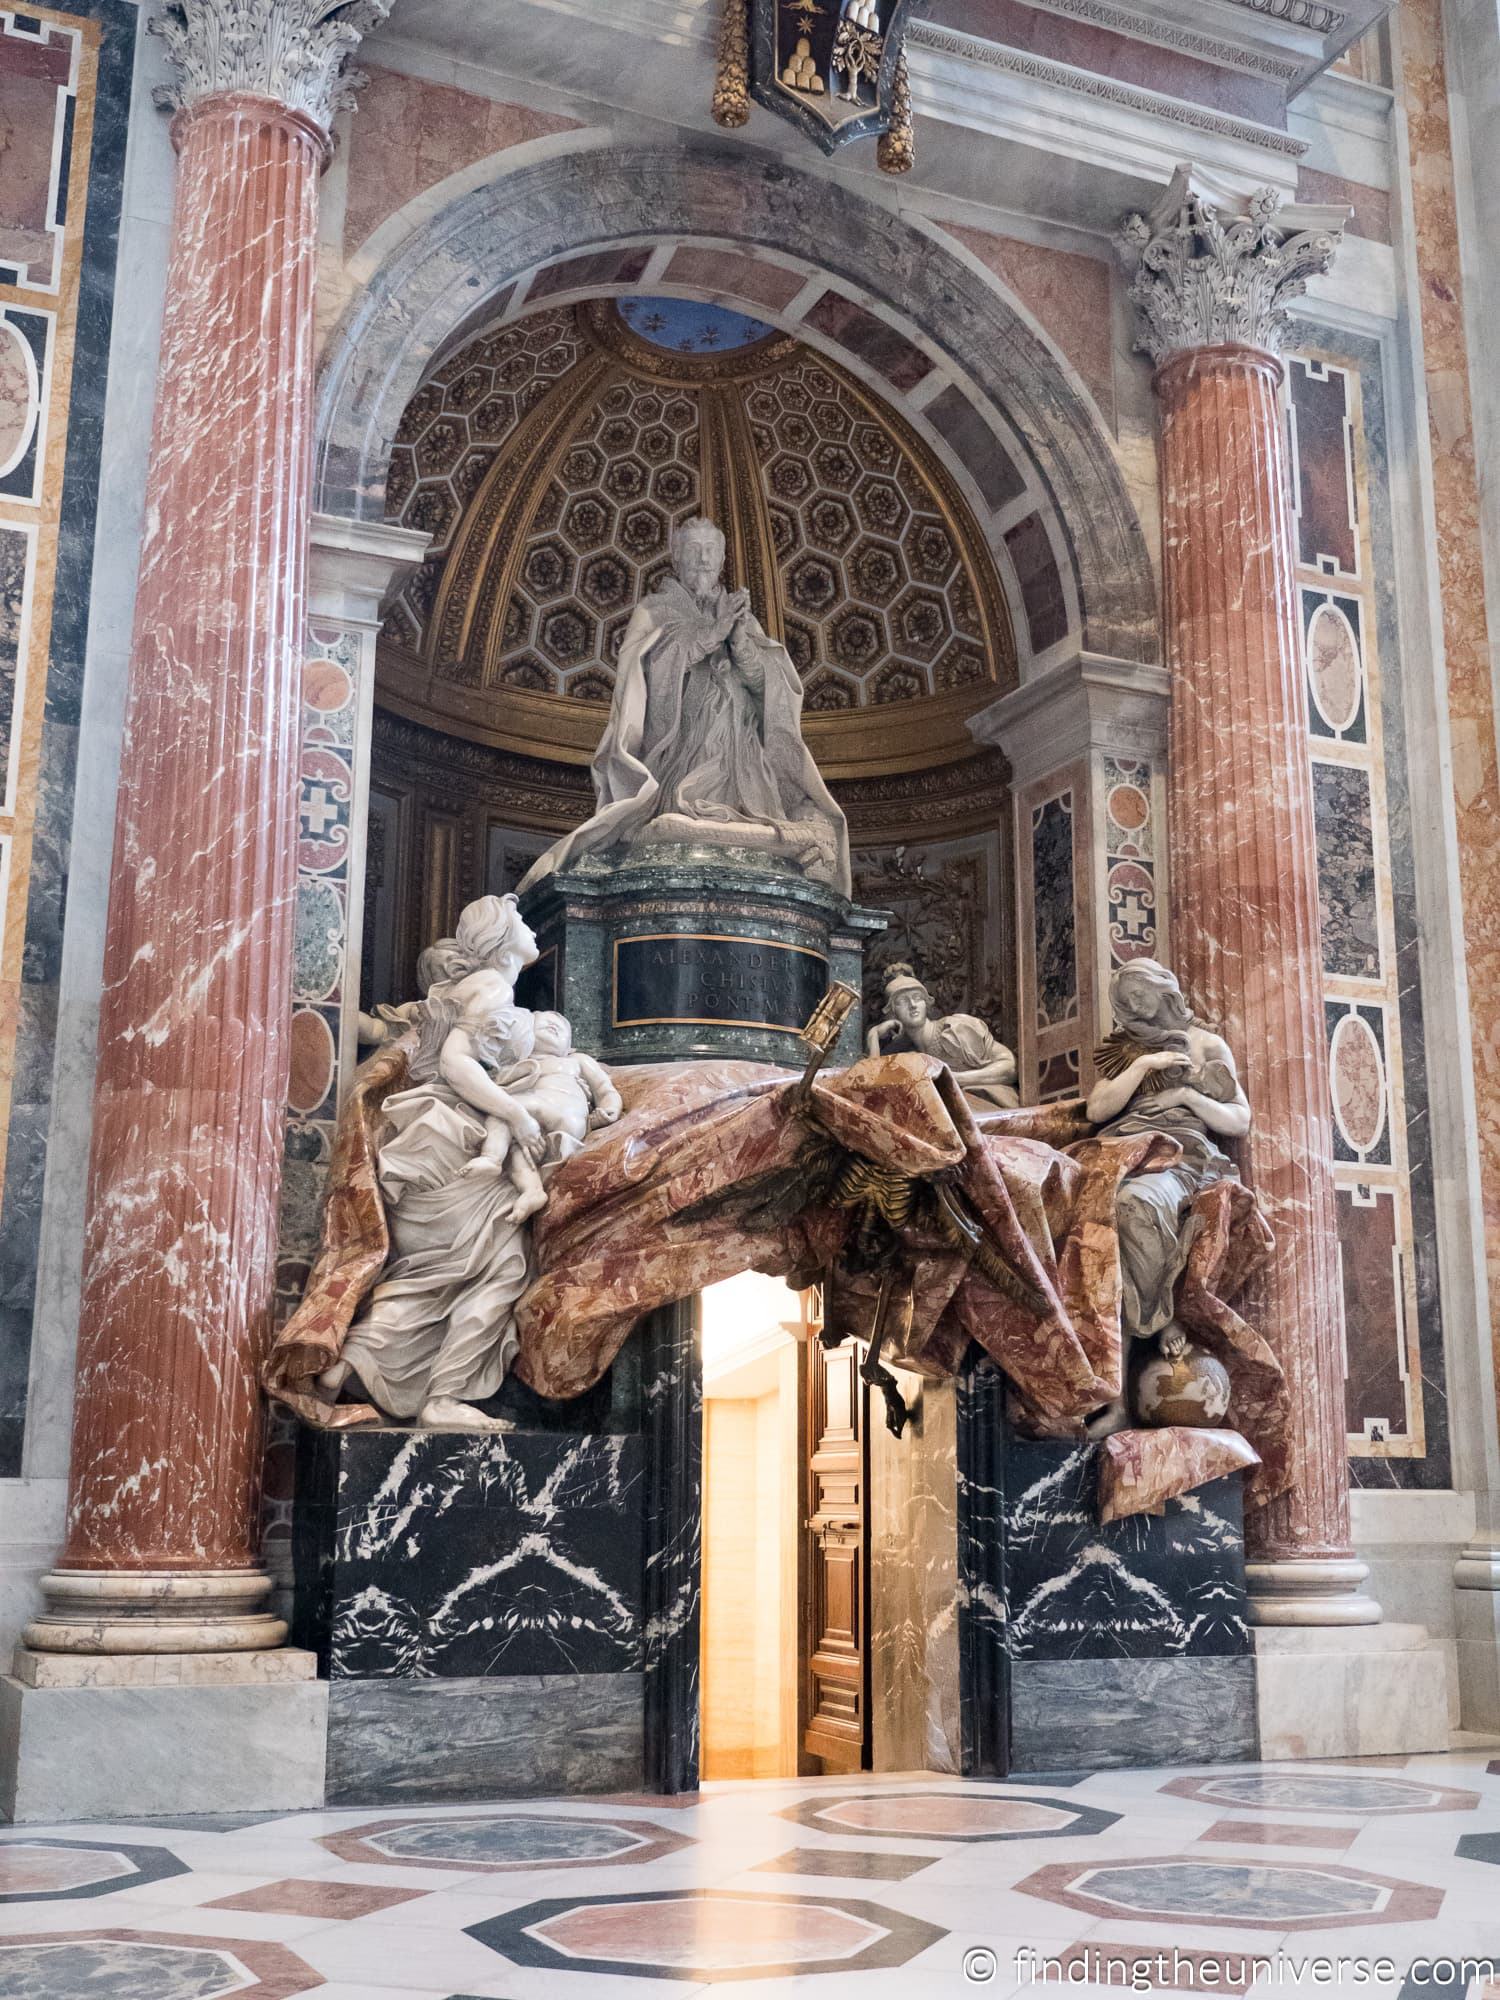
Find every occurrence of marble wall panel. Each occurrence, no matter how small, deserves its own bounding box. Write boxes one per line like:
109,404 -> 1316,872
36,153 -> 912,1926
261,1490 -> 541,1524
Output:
870,1374 -> 960,1774
340,68 -> 583,258
1287,341 -> 1448,1485
937,223 -> 1115,428
1003,1437 -> 1251,1662
1004,510 -> 1068,657
0,0 -> 133,1479
294,1426 -> 646,1680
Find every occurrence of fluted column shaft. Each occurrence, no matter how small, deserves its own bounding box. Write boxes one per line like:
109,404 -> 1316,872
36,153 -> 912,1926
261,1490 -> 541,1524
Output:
30,92 -> 326,1651
1158,341 -> 1352,1570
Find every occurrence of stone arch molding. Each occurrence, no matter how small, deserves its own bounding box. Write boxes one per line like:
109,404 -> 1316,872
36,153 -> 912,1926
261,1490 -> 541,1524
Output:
316,142 -> 1157,664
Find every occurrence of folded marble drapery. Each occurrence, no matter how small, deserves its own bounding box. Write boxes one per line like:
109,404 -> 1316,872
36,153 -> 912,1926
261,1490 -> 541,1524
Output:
264,1048 -> 1288,1512
1097,1425 -> 1264,1524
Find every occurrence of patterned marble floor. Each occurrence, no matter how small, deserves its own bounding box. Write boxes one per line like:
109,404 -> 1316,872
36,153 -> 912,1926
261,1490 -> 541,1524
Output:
4,1751 -> 1500,1997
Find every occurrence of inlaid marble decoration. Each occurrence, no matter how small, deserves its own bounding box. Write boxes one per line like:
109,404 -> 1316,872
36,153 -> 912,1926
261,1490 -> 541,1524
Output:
322,1810 -> 690,1871
0,0 -> 133,1477
777,1792 -> 1118,1841
1030,791 -> 1077,1030
294,1426 -> 646,1680
1018,1855 -> 1443,1931
466,1888 -> 946,1979
1288,344 -> 1446,1478
1163,1771 -> 1480,1815
1103,754 -> 1158,965
0,1932 -> 323,1999
0,1836 -> 187,1902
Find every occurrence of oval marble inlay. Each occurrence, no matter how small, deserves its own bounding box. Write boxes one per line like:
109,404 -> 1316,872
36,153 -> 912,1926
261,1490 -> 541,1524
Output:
302,655 -> 353,714
1330,1011 -> 1385,1156
1106,783 -> 1149,832
287,1008 -> 336,1117
819,1795 -> 1072,1837
531,1894 -> 883,1970
371,1815 -> 647,1866
0,319 -> 38,482
1306,601 -> 1362,734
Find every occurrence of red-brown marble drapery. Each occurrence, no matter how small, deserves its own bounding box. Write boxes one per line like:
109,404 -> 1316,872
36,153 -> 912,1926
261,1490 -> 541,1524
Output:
1155,338 -> 1370,1618
27,92 -> 326,1653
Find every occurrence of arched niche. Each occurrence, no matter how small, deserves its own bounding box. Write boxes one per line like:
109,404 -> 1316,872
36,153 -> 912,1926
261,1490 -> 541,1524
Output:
315,141 -> 1157,669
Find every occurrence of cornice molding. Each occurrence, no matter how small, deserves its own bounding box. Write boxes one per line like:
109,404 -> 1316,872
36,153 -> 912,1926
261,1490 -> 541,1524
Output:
908,24 -> 1308,160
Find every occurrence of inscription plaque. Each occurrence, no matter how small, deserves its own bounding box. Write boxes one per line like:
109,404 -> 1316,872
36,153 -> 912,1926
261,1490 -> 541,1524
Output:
614,932 -> 828,1033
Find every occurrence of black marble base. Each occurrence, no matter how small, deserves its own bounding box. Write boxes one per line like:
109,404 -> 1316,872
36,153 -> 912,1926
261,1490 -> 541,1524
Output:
1009,1656 -> 1257,1770
326,1673 -> 644,1804
1004,1435 -> 1251,1661
293,1426 -> 645,1680
520,856 -> 885,1066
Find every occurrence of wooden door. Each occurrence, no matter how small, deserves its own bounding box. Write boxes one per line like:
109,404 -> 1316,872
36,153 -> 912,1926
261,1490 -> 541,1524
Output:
803,1331 -> 871,1771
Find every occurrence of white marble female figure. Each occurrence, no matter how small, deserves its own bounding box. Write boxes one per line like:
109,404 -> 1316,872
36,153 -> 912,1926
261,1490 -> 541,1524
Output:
1083,958 -> 1251,1436
865,961 -> 1020,1109
323,896 -> 546,1435
518,517 -> 851,894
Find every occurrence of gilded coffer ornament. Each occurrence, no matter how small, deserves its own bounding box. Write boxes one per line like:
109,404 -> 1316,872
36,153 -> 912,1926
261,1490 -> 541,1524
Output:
722,0 -> 924,162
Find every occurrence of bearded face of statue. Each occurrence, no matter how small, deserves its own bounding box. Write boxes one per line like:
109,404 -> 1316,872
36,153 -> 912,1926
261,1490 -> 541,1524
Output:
673,526 -> 725,603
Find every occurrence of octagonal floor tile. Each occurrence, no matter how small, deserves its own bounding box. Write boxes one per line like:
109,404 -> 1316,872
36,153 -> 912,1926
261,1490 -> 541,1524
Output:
0,1932 -> 322,1999
1162,1771 -> 1480,1815
0,1837 -> 189,1904
778,1789 -> 1119,1841
1018,1854 -> 1444,1931
467,1888 -> 946,1980
321,1809 -> 690,1872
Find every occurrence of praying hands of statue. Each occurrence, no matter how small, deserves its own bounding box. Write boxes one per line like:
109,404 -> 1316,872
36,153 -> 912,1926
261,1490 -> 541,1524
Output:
700,588 -> 751,658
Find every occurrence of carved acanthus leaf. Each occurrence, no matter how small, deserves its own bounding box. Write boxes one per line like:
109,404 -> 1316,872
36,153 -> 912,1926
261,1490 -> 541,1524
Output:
1119,183 -> 1344,366
150,0 -> 395,130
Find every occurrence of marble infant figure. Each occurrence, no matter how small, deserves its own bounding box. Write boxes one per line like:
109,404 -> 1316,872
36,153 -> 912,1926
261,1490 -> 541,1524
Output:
471,1009 -> 622,1221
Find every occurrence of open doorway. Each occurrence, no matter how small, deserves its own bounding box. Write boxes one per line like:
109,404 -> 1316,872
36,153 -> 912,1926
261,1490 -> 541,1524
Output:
699,1273 -> 807,1781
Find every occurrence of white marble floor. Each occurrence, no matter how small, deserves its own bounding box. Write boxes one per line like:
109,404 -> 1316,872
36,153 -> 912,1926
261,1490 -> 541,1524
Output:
4,1752 -> 1500,1997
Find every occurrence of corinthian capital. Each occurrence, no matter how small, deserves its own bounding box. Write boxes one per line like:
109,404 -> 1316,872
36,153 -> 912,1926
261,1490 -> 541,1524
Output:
1119,170 -> 1347,367
151,0 -> 395,131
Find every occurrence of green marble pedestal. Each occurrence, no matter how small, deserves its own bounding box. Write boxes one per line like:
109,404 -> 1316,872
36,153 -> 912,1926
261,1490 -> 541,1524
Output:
519,855 -> 887,1066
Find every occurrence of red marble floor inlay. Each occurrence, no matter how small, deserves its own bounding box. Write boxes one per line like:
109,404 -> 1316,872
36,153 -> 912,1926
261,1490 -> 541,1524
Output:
208,1877 -> 427,1919
532,1894 -> 883,1969
1197,1819 -> 1361,1851
0,1844 -> 135,1894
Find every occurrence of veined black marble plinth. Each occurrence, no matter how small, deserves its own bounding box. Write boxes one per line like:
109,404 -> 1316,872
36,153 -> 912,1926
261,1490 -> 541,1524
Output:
999,1434 -> 1256,1770
519,855 -> 886,1065
293,1424 -> 647,1803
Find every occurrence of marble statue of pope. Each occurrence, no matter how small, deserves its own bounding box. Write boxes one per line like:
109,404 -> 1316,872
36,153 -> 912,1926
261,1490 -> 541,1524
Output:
519,517 -> 851,895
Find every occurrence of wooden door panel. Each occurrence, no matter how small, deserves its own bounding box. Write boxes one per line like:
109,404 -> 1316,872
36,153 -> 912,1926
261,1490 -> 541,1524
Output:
803,1325 -> 871,1771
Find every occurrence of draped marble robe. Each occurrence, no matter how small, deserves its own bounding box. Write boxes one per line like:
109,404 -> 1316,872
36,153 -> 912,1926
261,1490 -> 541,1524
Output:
518,577 -> 852,895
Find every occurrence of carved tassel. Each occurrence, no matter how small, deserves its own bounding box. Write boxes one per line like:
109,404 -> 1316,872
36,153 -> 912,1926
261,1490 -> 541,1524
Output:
712,0 -> 751,128
876,43 -> 914,174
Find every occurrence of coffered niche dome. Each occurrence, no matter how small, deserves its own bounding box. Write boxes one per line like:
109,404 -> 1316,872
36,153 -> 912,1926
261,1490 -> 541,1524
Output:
380,297 -> 1017,778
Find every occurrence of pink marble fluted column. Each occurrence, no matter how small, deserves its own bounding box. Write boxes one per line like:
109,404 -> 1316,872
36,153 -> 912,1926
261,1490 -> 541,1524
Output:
1124,183 -> 1376,1623
26,88 -> 333,1653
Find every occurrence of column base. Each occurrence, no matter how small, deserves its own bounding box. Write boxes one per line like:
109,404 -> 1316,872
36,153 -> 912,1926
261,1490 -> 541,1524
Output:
1254,1624 -> 1449,1760
22,1568 -> 286,1654
1,1648 -> 325,1821
1245,1557 -> 1382,1626
1455,1544 -> 1500,1733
